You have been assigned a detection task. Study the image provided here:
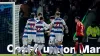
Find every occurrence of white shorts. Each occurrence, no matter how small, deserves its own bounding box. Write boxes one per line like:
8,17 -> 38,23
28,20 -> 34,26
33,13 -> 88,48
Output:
28,34 -> 36,44
55,33 -> 64,43
23,37 -> 28,45
49,37 -> 55,45
36,36 -> 45,43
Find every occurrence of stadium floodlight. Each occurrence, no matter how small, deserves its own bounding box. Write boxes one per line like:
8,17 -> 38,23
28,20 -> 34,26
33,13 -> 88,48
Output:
0,2 -> 15,54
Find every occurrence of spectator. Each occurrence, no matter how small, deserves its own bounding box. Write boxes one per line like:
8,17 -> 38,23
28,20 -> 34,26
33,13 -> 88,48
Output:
43,6 -> 50,23
19,0 -> 31,46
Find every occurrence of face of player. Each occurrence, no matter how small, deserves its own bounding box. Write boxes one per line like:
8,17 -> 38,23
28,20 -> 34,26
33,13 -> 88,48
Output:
50,19 -> 54,22
43,18 -> 44,21
75,18 -> 78,23
38,15 -> 42,20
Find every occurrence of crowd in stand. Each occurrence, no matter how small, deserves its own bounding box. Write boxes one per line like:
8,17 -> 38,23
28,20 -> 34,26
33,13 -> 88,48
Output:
0,0 -> 99,43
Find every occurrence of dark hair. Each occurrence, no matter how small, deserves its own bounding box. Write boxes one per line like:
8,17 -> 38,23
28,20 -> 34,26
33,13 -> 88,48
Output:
55,12 -> 60,16
38,13 -> 42,16
40,17 -> 44,20
75,16 -> 80,20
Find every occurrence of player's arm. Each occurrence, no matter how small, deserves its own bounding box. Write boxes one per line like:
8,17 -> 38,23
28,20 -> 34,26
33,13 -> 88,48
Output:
44,22 -> 49,30
80,23 -> 85,32
62,19 -> 69,33
49,20 -> 54,32
45,21 -> 54,35
43,22 -> 50,35
25,20 -> 29,28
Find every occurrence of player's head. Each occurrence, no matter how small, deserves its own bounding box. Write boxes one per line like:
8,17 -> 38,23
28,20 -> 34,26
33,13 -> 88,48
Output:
37,12 -> 42,19
50,16 -> 55,22
38,12 -> 42,17
55,11 -> 60,18
40,17 -> 44,21
75,16 -> 80,23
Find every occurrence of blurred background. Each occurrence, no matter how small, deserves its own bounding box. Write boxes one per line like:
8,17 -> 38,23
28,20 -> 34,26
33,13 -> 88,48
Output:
0,0 -> 100,54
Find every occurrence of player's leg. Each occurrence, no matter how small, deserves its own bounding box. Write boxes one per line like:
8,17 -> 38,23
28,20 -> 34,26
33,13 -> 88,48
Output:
79,36 -> 83,56
22,36 -> 28,55
35,37 -> 40,56
73,37 -> 79,56
29,34 -> 37,56
49,45 -> 54,55
73,41 -> 78,56
54,34 -> 59,56
32,42 -> 38,56
59,45 -> 63,56
48,37 -> 55,56
27,34 -> 34,54
33,34 -> 38,52
38,43 -> 44,56
55,33 -> 64,56
53,45 -> 58,56
32,35 -> 39,56
52,38 -> 56,55
37,37 -> 44,56
57,34 -> 64,56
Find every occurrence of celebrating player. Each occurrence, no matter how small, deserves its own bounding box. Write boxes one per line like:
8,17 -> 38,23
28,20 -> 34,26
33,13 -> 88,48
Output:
21,13 -> 37,56
31,13 -> 43,56
50,12 -> 68,56
35,17 -> 49,56
73,16 -> 84,56
16,13 -> 37,56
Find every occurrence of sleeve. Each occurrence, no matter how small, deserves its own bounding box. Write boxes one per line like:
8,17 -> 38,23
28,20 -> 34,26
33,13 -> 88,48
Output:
25,20 -> 29,28
62,19 -> 66,26
44,22 -> 49,30
51,20 -> 54,25
80,23 -> 84,31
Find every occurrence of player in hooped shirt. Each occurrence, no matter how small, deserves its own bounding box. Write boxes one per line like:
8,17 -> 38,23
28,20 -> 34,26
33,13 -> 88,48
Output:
17,13 -> 42,56
35,17 -> 49,56
30,13 -> 43,56
50,12 -> 68,56
20,13 -> 37,56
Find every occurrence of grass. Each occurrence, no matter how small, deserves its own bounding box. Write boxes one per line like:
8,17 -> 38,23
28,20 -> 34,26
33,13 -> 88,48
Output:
0,54 -> 100,56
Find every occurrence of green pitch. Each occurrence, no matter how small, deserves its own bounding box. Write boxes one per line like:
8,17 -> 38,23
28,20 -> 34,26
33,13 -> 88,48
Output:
0,54 -> 100,56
